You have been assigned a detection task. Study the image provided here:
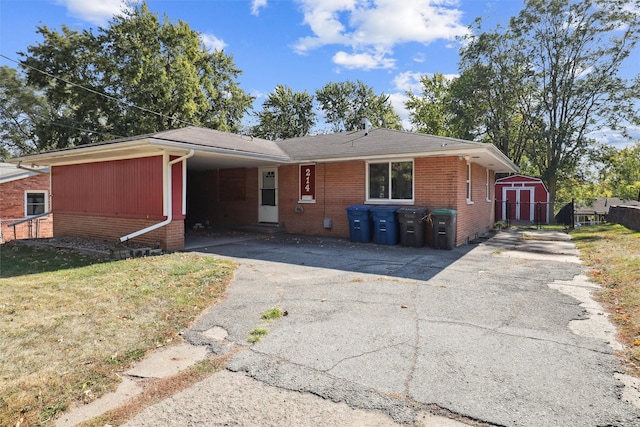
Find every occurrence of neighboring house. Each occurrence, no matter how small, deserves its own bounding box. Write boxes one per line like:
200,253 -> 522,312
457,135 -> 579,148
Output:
575,197 -> 640,225
0,162 -> 52,243
494,175 -> 550,224
8,126 -> 518,251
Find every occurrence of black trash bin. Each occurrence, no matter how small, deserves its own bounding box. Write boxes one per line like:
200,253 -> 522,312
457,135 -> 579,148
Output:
370,206 -> 400,245
345,205 -> 372,243
431,208 -> 457,250
397,207 -> 427,247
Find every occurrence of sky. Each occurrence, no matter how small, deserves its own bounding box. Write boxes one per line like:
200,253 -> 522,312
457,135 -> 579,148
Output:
0,0 -> 638,148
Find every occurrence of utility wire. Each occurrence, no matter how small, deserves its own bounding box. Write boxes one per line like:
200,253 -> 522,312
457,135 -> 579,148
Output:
1,53 -> 200,129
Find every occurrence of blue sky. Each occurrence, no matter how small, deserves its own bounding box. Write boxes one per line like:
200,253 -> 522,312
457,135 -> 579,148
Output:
0,0 -> 638,147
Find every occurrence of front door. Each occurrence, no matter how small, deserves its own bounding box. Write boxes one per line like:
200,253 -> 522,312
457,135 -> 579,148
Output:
258,168 -> 278,223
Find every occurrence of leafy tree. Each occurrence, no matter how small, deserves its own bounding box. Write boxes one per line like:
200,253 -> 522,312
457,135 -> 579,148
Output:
0,66 -> 49,159
315,80 -> 401,132
405,73 -> 456,137
457,26 -> 543,165
251,85 -> 316,140
20,1 -> 253,150
458,0 -> 640,214
599,142 -> 640,200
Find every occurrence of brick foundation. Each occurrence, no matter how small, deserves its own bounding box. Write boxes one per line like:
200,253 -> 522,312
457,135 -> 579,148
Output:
54,213 -> 184,251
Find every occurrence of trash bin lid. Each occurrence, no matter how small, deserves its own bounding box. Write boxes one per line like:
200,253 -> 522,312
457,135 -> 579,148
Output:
346,205 -> 371,211
397,207 -> 427,214
431,208 -> 457,215
369,206 -> 399,212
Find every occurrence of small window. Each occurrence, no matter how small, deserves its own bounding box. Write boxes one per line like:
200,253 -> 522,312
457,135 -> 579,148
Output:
25,191 -> 48,217
367,161 -> 413,202
466,162 -> 473,203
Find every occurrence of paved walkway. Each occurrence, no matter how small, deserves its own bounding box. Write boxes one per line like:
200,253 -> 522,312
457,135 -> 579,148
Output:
60,230 -> 640,426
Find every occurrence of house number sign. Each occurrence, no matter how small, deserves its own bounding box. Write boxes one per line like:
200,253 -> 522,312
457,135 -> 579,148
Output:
300,164 -> 315,201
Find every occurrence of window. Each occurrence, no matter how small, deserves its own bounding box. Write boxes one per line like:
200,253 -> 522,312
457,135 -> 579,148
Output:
367,161 -> 413,202
25,191 -> 48,217
466,162 -> 473,204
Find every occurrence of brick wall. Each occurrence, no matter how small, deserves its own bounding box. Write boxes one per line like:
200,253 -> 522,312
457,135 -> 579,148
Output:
183,158 -> 497,248
454,161 -> 495,245
277,157 -> 496,247
0,174 -> 53,242
54,212 -> 184,251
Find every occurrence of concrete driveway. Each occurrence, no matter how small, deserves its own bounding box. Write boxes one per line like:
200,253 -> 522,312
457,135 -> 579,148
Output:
133,230 -> 640,426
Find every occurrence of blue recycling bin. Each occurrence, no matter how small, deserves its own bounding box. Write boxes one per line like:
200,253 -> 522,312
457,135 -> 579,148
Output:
370,206 -> 399,245
345,205 -> 372,243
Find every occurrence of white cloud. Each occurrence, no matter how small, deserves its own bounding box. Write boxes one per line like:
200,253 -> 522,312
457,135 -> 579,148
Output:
393,71 -> 423,93
251,0 -> 268,16
587,126 -> 640,149
333,50 -> 395,70
55,0 -> 129,25
293,0 -> 469,70
388,91 -> 412,130
200,33 -> 227,52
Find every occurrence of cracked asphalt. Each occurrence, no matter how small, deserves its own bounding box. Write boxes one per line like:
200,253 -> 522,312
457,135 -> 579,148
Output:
135,230 -> 640,426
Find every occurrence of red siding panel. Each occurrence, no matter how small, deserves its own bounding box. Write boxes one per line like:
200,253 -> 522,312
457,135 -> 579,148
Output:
52,157 -> 164,219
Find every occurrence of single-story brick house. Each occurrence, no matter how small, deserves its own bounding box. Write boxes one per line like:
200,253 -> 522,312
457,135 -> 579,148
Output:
8,126 -> 518,250
0,162 -> 53,242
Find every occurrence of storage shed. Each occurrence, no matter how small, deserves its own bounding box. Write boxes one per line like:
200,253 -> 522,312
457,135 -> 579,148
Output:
495,175 -> 549,224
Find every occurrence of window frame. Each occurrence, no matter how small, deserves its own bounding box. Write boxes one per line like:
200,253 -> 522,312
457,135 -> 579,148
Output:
24,190 -> 48,217
365,159 -> 414,205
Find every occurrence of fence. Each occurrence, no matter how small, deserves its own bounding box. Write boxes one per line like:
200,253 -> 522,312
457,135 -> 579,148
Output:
495,199 -> 576,229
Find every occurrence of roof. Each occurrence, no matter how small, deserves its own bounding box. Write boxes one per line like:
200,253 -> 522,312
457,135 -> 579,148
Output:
277,128 -> 517,172
575,198 -> 640,215
0,162 -> 49,184
8,126 -> 518,173
496,174 -> 546,184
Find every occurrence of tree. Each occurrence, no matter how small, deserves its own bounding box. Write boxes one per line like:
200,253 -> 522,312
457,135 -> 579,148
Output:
405,73 -> 471,138
315,80 -> 401,132
599,142 -> 640,200
457,25 -> 544,165
251,85 -> 315,140
0,66 -> 56,159
20,1 -> 253,150
458,0 -> 640,214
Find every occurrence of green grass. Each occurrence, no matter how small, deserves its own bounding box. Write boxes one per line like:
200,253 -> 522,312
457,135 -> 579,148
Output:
570,224 -> 640,373
248,328 -> 269,343
0,242 -> 235,426
261,307 -> 283,320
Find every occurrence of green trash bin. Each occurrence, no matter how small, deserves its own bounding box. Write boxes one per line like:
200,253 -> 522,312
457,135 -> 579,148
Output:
397,207 -> 428,247
431,209 -> 457,250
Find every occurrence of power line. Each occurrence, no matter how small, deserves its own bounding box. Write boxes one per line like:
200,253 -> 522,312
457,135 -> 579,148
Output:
0,53 -> 201,129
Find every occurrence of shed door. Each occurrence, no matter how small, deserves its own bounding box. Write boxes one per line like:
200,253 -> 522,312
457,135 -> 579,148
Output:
258,168 -> 278,223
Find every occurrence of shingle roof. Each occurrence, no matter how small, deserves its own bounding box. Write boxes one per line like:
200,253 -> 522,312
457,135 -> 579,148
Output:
575,197 -> 640,215
277,127 -> 485,160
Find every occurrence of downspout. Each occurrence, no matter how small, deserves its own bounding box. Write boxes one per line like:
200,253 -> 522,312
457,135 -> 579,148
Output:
120,149 -> 194,243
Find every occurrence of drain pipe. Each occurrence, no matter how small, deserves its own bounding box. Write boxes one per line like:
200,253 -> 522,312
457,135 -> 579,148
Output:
120,149 -> 194,243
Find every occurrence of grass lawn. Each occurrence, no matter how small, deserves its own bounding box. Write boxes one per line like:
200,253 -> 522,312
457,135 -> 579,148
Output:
0,242 -> 234,427
570,224 -> 640,374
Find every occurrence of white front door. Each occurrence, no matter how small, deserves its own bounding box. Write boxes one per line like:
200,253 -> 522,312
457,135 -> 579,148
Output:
258,168 -> 278,223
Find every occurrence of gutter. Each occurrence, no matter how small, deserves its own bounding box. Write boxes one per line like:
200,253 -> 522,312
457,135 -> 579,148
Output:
17,162 -> 50,175
119,149 -> 195,244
